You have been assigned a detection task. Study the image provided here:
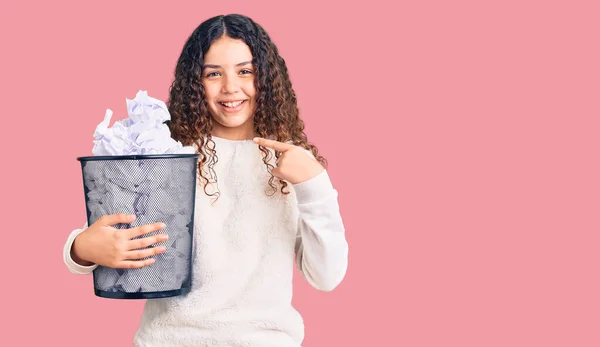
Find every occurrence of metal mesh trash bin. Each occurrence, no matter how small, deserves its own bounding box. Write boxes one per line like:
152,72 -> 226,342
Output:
76,154 -> 200,299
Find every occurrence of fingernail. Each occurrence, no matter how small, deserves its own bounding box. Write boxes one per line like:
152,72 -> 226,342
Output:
160,223 -> 166,228
161,235 -> 169,241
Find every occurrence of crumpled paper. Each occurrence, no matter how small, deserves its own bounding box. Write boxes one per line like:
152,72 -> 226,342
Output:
83,156 -> 196,293
92,90 -> 195,156
83,90 -> 197,295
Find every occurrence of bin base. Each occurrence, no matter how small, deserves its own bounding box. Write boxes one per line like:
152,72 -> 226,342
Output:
95,286 -> 191,299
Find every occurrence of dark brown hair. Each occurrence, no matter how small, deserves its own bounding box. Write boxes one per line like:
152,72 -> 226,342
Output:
165,14 -> 326,200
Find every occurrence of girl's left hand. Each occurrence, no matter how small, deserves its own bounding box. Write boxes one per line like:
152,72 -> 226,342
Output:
253,137 -> 324,184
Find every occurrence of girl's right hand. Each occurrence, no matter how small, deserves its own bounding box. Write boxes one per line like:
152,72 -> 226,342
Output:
71,213 -> 168,269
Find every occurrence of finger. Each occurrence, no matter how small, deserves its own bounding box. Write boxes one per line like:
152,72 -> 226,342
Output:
125,222 -> 167,240
101,213 -> 136,226
117,258 -> 156,269
127,233 -> 169,250
123,244 -> 166,261
253,137 -> 294,152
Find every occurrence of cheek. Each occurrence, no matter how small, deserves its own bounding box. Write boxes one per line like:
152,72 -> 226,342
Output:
204,84 -> 221,102
242,81 -> 257,100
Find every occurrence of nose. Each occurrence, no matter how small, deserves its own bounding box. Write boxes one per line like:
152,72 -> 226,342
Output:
221,75 -> 240,94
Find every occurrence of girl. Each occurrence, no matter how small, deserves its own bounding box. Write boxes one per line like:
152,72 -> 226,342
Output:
63,13 -> 349,347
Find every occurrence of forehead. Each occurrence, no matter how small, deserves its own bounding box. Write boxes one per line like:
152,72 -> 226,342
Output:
204,36 -> 253,66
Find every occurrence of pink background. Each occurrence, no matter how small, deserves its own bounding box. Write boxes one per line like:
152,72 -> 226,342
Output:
1,0 -> 599,346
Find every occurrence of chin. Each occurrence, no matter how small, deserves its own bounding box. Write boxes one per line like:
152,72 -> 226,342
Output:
213,113 -> 254,131
219,116 -> 250,127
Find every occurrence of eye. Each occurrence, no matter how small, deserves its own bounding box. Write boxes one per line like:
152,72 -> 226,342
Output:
205,71 -> 220,78
239,69 -> 253,75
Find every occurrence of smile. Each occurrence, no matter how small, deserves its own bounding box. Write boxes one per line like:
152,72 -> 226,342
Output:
219,100 -> 246,108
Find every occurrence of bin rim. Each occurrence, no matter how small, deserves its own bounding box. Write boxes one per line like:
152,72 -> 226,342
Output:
77,153 -> 200,162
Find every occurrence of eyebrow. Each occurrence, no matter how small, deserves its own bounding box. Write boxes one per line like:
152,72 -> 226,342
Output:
203,61 -> 253,69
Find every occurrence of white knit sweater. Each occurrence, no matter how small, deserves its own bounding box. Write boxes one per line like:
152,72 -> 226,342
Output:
63,136 -> 349,347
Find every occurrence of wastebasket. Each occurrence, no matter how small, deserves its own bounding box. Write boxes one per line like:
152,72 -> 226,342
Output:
76,153 -> 199,299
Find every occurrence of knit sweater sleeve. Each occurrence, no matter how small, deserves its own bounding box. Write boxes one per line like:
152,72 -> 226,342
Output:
292,169 -> 349,292
63,221 -> 98,275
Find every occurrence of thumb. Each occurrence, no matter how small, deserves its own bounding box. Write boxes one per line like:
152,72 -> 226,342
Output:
271,167 -> 283,180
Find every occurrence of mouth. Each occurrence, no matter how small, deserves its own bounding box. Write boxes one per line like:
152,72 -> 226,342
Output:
219,100 -> 247,108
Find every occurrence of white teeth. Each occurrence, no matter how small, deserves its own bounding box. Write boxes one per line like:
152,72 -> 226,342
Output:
221,101 -> 244,108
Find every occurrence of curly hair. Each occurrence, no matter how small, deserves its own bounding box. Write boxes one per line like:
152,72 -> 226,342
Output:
165,14 -> 327,201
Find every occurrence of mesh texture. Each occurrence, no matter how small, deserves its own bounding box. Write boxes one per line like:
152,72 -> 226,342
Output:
78,154 -> 199,299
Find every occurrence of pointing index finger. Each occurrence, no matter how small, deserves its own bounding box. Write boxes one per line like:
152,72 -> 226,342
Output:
253,137 -> 294,152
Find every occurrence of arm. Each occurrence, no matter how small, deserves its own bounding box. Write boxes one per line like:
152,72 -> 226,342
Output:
62,222 -> 98,275
293,169 -> 349,292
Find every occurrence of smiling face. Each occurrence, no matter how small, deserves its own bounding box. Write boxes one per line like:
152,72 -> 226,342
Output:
202,35 -> 257,140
